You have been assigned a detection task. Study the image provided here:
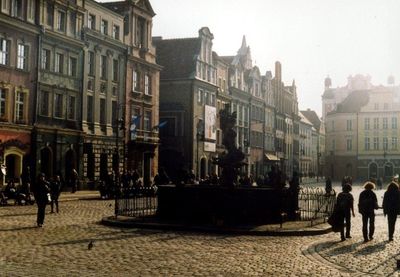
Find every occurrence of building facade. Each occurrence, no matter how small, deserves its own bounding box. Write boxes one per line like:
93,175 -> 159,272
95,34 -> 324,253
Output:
155,27 -> 218,181
325,79 -> 400,181
0,0 -> 38,185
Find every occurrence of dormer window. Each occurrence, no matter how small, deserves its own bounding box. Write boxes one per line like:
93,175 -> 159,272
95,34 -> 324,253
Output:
136,17 -> 147,48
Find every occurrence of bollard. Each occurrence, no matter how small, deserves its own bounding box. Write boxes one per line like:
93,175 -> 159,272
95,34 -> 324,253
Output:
397,259 -> 400,269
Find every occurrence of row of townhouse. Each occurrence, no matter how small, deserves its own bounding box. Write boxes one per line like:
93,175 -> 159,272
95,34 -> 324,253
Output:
154,28 -> 325,181
0,0 -> 161,187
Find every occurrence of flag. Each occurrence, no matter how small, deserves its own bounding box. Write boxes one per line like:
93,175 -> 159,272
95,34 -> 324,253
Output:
152,121 -> 167,131
130,115 -> 141,140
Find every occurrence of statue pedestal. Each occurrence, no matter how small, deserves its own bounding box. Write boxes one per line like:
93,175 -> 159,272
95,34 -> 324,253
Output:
157,185 -> 289,225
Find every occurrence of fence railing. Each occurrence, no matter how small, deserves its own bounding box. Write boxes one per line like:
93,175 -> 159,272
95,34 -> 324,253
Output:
298,187 -> 336,222
115,186 -> 158,218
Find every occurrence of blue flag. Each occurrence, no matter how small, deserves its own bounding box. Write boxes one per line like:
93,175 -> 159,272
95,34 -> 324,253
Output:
130,115 -> 141,140
152,121 -> 167,131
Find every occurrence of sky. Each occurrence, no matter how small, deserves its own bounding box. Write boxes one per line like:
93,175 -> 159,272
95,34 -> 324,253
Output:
103,0 -> 400,116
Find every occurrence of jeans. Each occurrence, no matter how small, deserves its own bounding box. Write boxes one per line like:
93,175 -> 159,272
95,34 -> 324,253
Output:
387,213 -> 397,240
340,211 -> 351,239
362,213 -> 375,240
37,202 -> 47,225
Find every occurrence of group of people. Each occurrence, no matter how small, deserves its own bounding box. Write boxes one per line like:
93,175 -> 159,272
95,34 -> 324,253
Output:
333,178 -> 400,242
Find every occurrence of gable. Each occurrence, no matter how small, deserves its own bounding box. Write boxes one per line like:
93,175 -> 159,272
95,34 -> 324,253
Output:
135,0 -> 156,16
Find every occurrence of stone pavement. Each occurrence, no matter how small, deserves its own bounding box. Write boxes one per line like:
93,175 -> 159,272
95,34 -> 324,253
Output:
0,185 -> 400,276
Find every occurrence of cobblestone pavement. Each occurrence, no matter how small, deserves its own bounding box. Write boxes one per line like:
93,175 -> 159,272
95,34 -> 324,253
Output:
1,185 -> 400,276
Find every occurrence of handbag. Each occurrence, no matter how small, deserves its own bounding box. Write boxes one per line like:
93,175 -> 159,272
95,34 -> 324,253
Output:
47,193 -> 52,204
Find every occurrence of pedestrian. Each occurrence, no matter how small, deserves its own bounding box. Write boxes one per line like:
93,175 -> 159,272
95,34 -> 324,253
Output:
325,177 -> 332,195
358,181 -> 378,242
50,175 -> 62,213
377,177 -> 383,190
32,173 -> 50,227
70,168 -> 79,193
382,181 -> 400,241
336,183 -> 355,241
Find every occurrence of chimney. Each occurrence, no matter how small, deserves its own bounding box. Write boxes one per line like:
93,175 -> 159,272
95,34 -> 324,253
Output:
275,61 -> 281,81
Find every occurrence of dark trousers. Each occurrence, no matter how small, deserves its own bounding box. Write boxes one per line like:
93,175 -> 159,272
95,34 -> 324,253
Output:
362,213 -> 375,240
340,212 -> 351,239
37,202 -> 47,225
387,213 -> 397,239
51,197 -> 59,213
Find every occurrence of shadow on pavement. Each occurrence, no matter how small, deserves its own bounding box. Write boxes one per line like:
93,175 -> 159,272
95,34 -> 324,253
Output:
0,226 -> 39,231
0,213 -> 36,217
353,241 -> 386,256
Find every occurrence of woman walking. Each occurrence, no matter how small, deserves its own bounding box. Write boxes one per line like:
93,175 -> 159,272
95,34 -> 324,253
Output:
336,183 -> 355,241
383,182 -> 400,241
358,181 -> 378,242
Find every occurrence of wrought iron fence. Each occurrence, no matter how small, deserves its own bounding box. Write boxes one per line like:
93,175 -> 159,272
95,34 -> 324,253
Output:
298,187 -> 336,222
115,186 -> 158,218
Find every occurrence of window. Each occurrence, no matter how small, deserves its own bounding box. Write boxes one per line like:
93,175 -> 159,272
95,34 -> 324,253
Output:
136,17 -> 147,48
346,120 -> 352,131
87,79 -> 93,91
0,88 -> 6,118
364,118 -> 369,130
331,139 -> 335,151
144,111 -> 152,131
47,3 -> 53,26
99,98 -> 106,124
132,70 -> 139,91
101,20 -> 108,35
55,53 -> 63,73
57,10 -> 66,32
373,118 -> 379,129
87,95 -> 93,123
15,91 -> 24,122
383,137 -> 388,150
198,89 -> 203,103
392,117 -> 398,129
331,120 -> 335,131
384,103 -> 389,110
144,74 -> 151,95
40,91 -> 49,116
88,51 -> 94,75
11,0 -> 22,18
0,38 -> 10,65
100,55 -> 107,79
67,96 -> 75,120
373,137 -> 379,150
113,25 -> 120,40
204,91 -> 209,105
27,0 -> 35,21
88,14 -> 95,30
54,94 -> 63,118
111,101 -> 117,128
42,49 -> 50,70
112,59 -> 118,81
364,137 -> 370,150
68,57 -> 77,76
70,12 -> 76,35
374,103 -> 379,110
383,118 -> 388,129
392,137 -> 398,150
17,44 -> 28,70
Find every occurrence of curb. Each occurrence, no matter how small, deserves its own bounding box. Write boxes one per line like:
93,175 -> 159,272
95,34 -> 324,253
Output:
101,216 -> 332,237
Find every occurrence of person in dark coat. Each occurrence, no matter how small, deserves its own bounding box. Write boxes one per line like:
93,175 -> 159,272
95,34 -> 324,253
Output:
336,183 -> 355,241
325,177 -> 332,195
358,181 -> 378,242
383,182 -> 400,241
32,173 -> 50,227
50,175 -> 62,213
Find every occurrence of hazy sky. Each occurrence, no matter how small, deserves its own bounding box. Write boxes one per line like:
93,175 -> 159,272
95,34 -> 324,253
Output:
145,0 -> 400,116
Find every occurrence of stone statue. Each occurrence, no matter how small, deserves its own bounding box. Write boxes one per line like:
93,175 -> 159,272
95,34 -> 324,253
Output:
213,105 -> 246,187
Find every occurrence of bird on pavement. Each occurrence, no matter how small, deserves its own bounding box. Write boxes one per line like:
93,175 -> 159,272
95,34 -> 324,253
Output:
88,240 -> 94,250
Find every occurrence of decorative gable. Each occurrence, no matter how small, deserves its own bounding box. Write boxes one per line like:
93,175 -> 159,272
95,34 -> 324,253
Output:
135,0 -> 156,17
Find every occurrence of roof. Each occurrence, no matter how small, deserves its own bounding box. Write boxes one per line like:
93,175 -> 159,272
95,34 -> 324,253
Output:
336,90 -> 369,113
300,109 -> 321,130
154,38 -> 201,80
219,56 -> 234,65
299,111 -> 313,126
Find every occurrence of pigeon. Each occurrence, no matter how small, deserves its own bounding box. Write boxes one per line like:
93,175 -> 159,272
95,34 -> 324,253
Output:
88,240 -> 94,250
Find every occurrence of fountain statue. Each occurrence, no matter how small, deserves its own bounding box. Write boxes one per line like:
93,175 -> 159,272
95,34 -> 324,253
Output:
213,105 -> 246,186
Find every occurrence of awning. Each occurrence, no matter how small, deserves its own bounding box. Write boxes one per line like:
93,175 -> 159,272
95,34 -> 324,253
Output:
265,154 -> 280,161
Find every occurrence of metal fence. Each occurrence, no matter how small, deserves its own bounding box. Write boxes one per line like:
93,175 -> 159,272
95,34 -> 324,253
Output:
115,186 -> 158,218
298,187 -> 336,222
